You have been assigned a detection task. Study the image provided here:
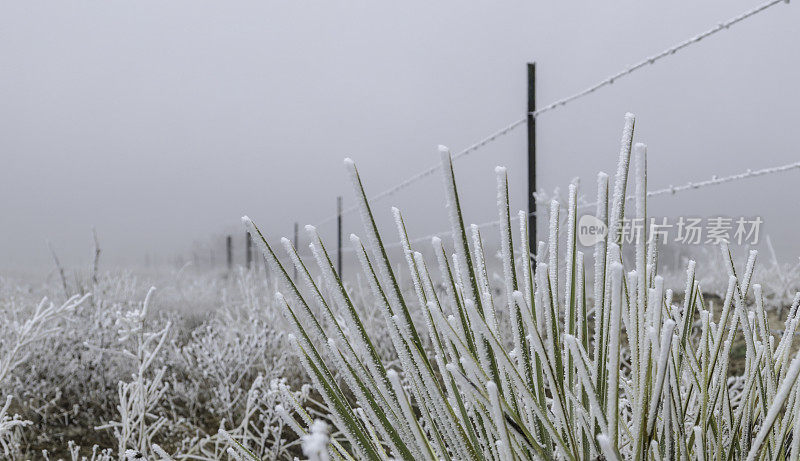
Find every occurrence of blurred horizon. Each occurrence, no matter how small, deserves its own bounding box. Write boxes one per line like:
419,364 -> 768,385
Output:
2,1 -> 799,272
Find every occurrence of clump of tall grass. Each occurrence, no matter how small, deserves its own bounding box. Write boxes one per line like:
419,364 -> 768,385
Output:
244,113 -> 800,460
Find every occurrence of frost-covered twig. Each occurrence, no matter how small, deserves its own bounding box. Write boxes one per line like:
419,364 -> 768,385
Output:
94,287 -> 172,459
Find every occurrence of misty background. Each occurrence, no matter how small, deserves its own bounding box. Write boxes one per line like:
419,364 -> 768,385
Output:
2,1 -> 798,274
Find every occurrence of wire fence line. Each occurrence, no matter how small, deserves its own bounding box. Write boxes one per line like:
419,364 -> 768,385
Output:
315,0 -> 788,228
331,159 -> 800,254
575,160 -> 800,212
316,116 -> 527,227
525,0 -> 788,119
290,157 -> 798,260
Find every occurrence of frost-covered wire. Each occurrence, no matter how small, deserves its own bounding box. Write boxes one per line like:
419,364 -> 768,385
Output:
316,0 -> 786,227
356,158 -> 800,255
578,159 -> 800,211
529,0 -> 786,119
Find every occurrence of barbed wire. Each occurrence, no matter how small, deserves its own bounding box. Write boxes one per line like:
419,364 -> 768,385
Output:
316,0 -> 788,227
316,116 -> 528,226
577,160 -> 800,211
526,0 -> 788,118
341,159 -> 800,254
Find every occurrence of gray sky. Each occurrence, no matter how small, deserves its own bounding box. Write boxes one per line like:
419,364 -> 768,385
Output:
2,1 -> 798,272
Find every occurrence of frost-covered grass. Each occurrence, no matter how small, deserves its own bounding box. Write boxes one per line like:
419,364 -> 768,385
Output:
244,113 -> 800,460
3,113 -> 800,460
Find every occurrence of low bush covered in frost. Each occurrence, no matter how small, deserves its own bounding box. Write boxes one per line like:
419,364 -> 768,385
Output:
0,269 -> 325,459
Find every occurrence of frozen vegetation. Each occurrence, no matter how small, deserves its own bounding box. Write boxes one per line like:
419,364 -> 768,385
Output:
3,113 -> 800,459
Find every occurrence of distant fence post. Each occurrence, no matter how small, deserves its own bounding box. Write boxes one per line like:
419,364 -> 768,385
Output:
293,222 -> 299,281
337,196 -> 343,278
527,62 -> 537,250
226,235 -> 233,270
246,232 -> 252,269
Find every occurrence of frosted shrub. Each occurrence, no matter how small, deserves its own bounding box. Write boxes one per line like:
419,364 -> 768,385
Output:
0,293 -> 89,456
93,287 -> 172,458
177,336 -> 315,460
0,294 -> 89,385
2,274 -> 141,454
244,113 -> 800,460
41,441 -> 115,461
0,395 -> 30,456
0,264 -> 325,457
165,268 -> 322,460
176,270 -> 291,424
185,378 -> 315,461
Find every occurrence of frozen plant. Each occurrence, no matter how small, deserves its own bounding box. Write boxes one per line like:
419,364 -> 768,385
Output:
0,294 -> 89,385
1,271 -> 143,454
42,441 -> 115,461
179,376 -> 315,460
93,287 -> 172,459
0,395 -> 30,456
0,293 -> 89,456
176,270 -> 290,425
244,113 -> 800,459
1,262 -> 325,456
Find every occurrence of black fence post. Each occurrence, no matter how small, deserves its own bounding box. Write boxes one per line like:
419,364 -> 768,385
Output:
337,196 -> 343,277
293,222 -> 299,280
226,235 -> 233,271
527,62 -> 537,250
246,232 -> 252,269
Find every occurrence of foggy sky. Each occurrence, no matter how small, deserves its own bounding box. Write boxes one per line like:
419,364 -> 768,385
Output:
2,1 -> 798,273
